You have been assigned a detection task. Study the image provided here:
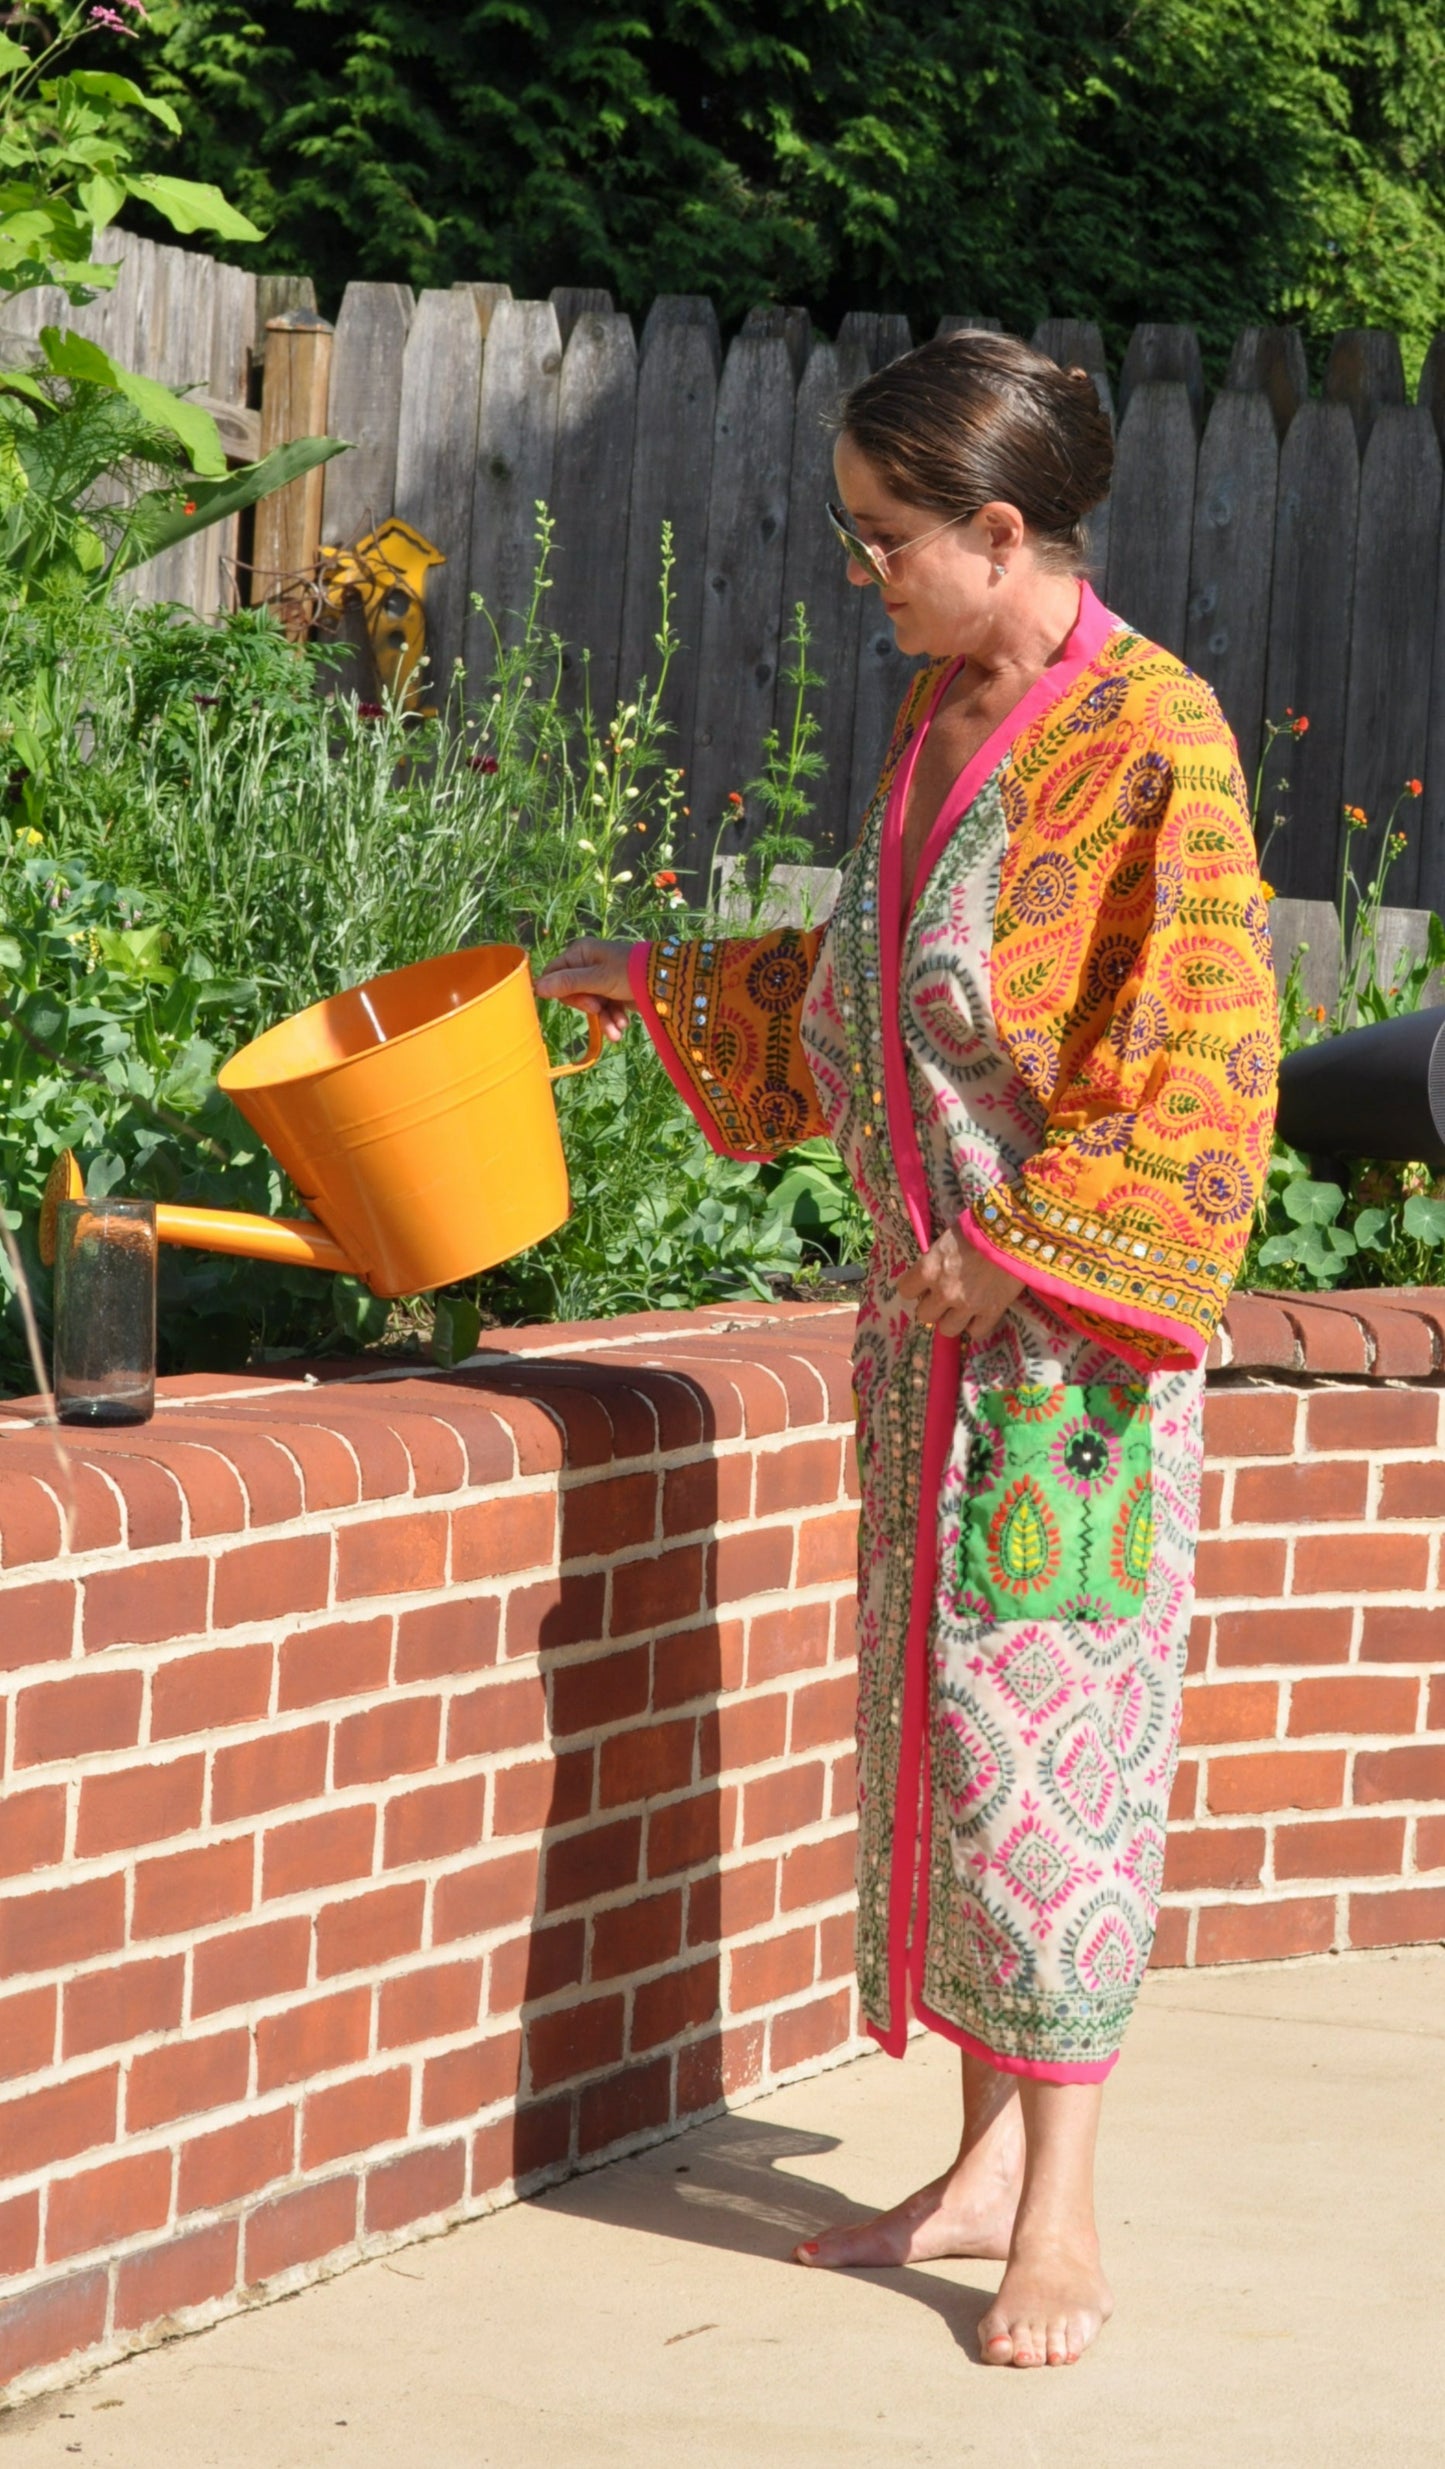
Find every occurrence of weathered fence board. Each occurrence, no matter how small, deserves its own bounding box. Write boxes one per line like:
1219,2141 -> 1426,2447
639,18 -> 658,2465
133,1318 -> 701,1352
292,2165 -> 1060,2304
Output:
466,298 -> 563,669
393,288 -> 485,693
1268,896 -> 1343,1017
686,329 -> 798,872
617,298 -> 721,779
1118,324 -> 1204,431
1107,382 -> 1197,653
1421,504 -> 1445,918
1261,403 -> 1360,900
1324,329 -> 1406,451
781,336 -> 857,858
1340,408 -> 1442,902
1185,387 -> 1279,781
548,310 -> 638,716
1225,328 -> 1308,442
322,282 -> 415,546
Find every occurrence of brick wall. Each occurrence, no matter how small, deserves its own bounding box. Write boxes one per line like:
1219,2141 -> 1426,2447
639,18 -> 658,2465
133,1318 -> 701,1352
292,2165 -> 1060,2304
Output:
0,1289 -> 1441,2399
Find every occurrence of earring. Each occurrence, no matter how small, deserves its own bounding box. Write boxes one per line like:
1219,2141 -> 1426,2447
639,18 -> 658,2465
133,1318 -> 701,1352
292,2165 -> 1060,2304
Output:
993,562 -> 1005,577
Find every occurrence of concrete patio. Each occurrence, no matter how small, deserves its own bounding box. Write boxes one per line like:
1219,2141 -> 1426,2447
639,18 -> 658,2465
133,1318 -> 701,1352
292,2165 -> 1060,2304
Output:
2,1944 -> 1440,2465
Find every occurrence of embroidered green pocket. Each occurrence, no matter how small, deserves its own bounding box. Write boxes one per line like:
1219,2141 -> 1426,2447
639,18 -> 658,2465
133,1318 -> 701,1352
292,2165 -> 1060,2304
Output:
955,1383 -> 1153,1622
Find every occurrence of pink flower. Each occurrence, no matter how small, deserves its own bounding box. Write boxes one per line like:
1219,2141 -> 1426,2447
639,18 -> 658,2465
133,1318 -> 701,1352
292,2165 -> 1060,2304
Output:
467,753 -> 499,773
89,5 -> 137,32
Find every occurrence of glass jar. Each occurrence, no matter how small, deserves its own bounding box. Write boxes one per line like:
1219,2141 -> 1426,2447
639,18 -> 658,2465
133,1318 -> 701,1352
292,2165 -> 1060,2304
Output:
52,1197 -> 157,1427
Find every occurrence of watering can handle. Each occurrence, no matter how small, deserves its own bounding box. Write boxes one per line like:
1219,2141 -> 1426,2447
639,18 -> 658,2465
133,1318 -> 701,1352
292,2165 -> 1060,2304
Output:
546,1012 -> 605,1080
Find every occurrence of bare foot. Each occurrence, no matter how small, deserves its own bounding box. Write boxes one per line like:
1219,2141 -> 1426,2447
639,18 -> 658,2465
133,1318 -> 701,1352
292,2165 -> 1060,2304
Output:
792,2131 -> 1024,2270
977,2231 -> 1112,2367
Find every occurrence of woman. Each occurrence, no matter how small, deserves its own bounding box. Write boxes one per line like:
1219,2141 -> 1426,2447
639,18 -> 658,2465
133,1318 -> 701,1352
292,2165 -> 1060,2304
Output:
537,332 -> 1278,2368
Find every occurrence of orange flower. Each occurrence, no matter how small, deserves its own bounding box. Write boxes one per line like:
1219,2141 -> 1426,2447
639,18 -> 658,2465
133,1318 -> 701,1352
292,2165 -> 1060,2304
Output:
1260,881 -> 1276,901
1407,778 -> 1423,797
1312,1005 -> 1328,1022
654,870 -> 678,888
1344,804 -> 1368,829
727,791 -> 744,808
1292,715 -> 1310,735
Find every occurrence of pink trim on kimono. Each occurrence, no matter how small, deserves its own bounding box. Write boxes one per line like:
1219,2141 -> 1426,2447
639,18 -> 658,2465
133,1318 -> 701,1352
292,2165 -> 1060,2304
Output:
960,1209 -> 1208,1374
626,940 -> 770,1164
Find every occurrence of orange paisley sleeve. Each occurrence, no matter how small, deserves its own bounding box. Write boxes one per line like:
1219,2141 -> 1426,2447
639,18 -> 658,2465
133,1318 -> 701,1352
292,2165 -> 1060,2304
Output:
628,928 -> 829,1160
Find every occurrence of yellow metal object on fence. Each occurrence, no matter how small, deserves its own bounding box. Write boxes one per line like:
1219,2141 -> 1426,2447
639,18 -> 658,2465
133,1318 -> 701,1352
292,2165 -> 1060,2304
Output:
316,519 -> 446,715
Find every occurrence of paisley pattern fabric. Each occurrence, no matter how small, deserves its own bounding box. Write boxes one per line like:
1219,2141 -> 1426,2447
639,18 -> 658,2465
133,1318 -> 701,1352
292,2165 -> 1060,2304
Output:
631,589 -> 1276,2078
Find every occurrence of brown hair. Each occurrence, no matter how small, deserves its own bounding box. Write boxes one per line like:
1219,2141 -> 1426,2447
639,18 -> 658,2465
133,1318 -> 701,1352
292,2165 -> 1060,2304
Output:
840,332 -> 1114,571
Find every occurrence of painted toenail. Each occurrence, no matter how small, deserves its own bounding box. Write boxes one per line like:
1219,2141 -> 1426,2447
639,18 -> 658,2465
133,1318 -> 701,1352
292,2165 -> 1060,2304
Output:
798,2241 -> 818,2257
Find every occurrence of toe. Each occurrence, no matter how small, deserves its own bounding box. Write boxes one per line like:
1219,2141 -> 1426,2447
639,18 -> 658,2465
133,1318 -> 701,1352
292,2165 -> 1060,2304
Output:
1010,2319 -> 1045,2368
978,2313 -> 1013,2366
792,2239 -> 821,2267
1045,2316 -> 1071,2365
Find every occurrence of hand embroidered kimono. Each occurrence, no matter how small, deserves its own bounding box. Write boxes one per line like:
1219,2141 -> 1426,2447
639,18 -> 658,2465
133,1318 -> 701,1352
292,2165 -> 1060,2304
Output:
630,585 -> 1278,2080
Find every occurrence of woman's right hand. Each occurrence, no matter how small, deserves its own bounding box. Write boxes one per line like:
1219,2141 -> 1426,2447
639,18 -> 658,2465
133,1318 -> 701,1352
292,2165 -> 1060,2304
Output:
534,938 -> 637,1044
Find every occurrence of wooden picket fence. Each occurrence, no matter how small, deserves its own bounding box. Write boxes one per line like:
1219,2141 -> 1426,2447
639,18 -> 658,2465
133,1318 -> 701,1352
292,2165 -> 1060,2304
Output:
6,238 -> 1445,908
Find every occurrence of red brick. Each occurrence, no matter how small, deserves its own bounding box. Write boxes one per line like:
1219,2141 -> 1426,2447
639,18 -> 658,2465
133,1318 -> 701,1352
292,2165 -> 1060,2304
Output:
383,1775 -> 487,1870
600,1716 -> 697,1807
13,1667 -> 143,1766
0,2269 -> 108,2388
75,1754 -> 204,1857
0,2066 -> 117,2177
133,1837 -> 254,1940
632,1958 -> 717,2053
818,1907 -> 855,1980
1214,1608 -> 1353,1668
779,1831 -> 855,1911
1169,1758 -> 1199,1822
1199,1468 -> 1224,1532
653,1619 -> 745,1709
335,1509 -> 449,1600
0,1986 -> 54,2082
0,2190 -> 39,2276
1306,1389 -> 1439,1453
790,1673 -> 858,1754
452,1491 -> 557,1582
1195,1897 -> 1336,1964
500,2095 -> 572,2184
1181,1682 -> 1280,1749
487,1919 -> 584,2014
1161,1827 -> 1266,1891
365,2141 -> 466,2234
114,2220 -> 238,2331
47,2148 -> 172,2263
127,2030 -> 249,2130
663,1454 -> 753,1537
244,2175 -> 357,2283
647,1786 -> 734,1881
316,1880 -> 425,1977
578,2055 -> 672,2156
213,1535 -> 330,1629
831,1752 -> 857,1819
794,1508 -> 858,1586
753,1438 -> 844,1515
378,1959 -> 482,2049
1149,1906 -> 1190,1968
1194,1536 -> 1288,1600
192,1916 -> 312,2017
1378,1459 -> 1445,1520
63,1956 -> 183,2059
395,1596 -> 499,1681
687,1859 -> 777,1947
0,1874 -> 125,1978
0,1784 -> 67,1878
1354,1743 -> 1445,1802
1289,1674 -> 1422,1735
151,1642 -> 273,1738
551,1646 -> 650,1738
527,1994 -> 624,2092
0,1579 -> 75,1670
544,1816 -> 643,1914
1186,1615 -> 1211,1676
1360,1607 -> 1445,1663
771,1986 -> 852,2074
1349,1884 -> 1445,1948
1295,1533 -> 1430,1595
211,1723 -> 328,1823
561,1472 -> 657,1562
432,1848 -> 539,1945
745,1601 -> 827,1686
277,1615 -> 391,1709
698,1694 -> 788,1778
743,1762 -> 826,1844
492,1749 -> 592,1838
257,1988 -> 371,2092
611,1545 -> 705,1637
421,2031 -> 521,2124
446,1674 -> 546,1761
1205,1749 -> 1345,1815
178,2107 -> 296,2212
589,1889 -> 683,1982
82,1558 -> 209,1652
262,1804 -> 376,1901
333,1695 -> 441,1787
1201,1388 -> 1299,1457
730,1925 -> 816,2012
1231,1460 -> 1369,1525
708,1527 -> 794,1607
1415,1813 -> 1445,1869
506,1571 -> 606,1657
302,2067 -> 410,2167
1274,1815 -> 1405,1879
1431,1673 -> 1445,1730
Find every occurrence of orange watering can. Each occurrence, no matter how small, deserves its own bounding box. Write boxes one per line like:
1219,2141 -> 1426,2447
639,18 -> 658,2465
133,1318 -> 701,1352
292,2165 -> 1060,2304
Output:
41,947 -> 601,1298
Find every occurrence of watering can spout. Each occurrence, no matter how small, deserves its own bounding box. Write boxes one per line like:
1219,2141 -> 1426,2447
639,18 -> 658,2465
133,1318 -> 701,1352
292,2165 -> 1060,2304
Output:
40,947 -> 603,1299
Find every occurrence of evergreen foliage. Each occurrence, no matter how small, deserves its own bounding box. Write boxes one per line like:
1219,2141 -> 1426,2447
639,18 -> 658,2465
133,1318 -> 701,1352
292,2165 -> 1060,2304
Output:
129,0 -> 1444,373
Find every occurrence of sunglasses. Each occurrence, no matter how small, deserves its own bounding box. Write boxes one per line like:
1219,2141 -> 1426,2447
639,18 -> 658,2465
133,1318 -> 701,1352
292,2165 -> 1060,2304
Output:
825,498 -> 971,589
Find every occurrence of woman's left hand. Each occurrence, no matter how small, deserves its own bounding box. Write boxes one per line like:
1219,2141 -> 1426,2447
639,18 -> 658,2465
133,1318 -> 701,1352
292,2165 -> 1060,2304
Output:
896,1222 -> 1025,1343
